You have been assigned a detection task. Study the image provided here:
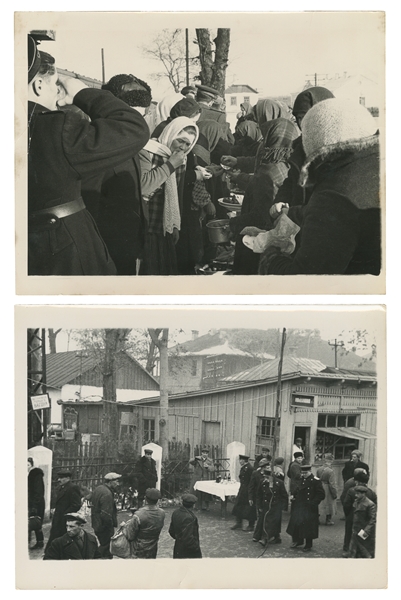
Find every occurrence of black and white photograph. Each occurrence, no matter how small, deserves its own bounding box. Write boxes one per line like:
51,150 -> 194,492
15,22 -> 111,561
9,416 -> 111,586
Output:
16,305 -> 387,589
16,10 -> 385,294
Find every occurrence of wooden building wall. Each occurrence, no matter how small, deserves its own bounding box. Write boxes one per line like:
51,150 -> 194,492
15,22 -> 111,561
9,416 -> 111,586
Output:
70,354 -> 159,391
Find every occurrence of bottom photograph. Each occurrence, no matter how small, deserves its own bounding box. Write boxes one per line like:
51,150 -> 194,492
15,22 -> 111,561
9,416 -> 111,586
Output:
15,305 -> 386,589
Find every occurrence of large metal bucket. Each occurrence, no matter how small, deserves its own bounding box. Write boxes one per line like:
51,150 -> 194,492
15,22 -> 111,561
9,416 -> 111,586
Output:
206,219 -> 231,244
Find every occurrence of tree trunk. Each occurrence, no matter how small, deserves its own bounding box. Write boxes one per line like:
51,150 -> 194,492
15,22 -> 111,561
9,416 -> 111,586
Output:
195,28 -> 230,96
48,328 -> 61,354
102,329 -> 126,446
148,328 -> 169,460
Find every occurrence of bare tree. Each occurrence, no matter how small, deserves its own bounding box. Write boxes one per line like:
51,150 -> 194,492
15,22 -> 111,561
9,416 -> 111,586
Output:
47,328 -> 61,354
142,29 -> 198,92
195,28 -> 230,95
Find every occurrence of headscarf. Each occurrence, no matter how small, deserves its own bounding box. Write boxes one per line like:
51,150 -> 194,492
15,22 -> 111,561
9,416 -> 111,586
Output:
292,86 -> 334,118
240,101 -> 252,116
255,117 -> 299,170
156,92 -> 184,124
144,117 -> 199,235
193,119 -> 223,166
253,98 -> 293,128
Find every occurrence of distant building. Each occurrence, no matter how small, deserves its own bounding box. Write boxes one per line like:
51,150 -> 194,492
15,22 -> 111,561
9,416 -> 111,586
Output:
224,84 -> 259,130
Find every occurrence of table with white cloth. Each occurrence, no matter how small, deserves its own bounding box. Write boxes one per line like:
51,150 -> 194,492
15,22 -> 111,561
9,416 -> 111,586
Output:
193,480 -> 240,517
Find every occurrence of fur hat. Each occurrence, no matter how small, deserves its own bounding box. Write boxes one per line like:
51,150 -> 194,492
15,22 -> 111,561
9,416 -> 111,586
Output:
302,98 -> 378,161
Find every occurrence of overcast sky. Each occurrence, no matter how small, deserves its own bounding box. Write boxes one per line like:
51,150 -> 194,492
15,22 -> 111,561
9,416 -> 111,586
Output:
34,12 -> 384,101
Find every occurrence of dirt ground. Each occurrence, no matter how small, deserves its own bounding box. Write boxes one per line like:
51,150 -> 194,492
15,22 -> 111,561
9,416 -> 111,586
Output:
29,498 -> 348,560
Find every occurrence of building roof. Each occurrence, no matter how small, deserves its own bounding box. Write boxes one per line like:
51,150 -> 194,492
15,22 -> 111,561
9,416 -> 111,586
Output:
178,340 -> 268,358
170,331 -> 274,359
222,357 -> 327,383
225,84 -> 259,95
46,350 -> 158,389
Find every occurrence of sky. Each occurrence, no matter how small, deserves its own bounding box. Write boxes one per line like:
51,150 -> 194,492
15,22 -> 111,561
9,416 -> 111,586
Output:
31,12 -> 384,101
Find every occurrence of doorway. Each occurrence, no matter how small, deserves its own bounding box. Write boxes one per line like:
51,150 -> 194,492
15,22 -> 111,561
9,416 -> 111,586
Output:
293,426 -> 311,463
201,421 -> 221,451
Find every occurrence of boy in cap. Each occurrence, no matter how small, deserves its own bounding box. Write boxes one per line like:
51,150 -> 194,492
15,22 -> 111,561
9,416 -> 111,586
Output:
91,473 -> 121,559
137,448 -> 158,507
348,486 -> 376,558
286,465 -> 325,552
44,470 -> 82,556
169,493 -> 202,558
125,488 -> 165,558
43,512 -> 101,560
341,471 -> 377,557
231,455 -> 255,531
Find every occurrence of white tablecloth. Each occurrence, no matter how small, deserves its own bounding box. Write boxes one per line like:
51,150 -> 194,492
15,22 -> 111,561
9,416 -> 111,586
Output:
193,480 -> 240,501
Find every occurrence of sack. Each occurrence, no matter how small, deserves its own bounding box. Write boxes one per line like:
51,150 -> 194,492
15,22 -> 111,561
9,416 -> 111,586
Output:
192,180 -> 211,209
29,515 -> 42,532
110,524 -> 131,559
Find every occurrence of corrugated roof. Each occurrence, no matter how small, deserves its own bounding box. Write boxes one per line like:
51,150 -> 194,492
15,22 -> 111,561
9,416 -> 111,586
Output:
223,357 -> 327,382
225,84 -> 259,94
181,341 -> 254,357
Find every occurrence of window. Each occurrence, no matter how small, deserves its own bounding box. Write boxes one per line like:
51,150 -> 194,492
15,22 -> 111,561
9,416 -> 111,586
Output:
359,96 -> 366,106
243,96 -> 250,103
143,419 -> 155,443
318,414 -> 360,428
255,417 -> 278,456
64,407 -> 78,430
316,413 -> 361,462
230,96 -> 237,106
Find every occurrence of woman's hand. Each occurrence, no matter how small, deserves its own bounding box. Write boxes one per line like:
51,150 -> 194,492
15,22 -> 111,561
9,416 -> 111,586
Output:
204,201 -> 216,218
195,166 -> 213,180
56,74 -> 89,107
169,149 -> 186,168
269,202 -> 289,220
206,164 -> 224,177
220,156 -> 238,169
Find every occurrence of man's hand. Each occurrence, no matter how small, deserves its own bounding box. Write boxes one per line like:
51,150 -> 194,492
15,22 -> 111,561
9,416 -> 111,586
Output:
57,74 -> 89,107
169,150 -> 186,168
220,156 -> 238,169
204,202 -> 216,218
269,202 -> 289,220
205,164 -> 224,177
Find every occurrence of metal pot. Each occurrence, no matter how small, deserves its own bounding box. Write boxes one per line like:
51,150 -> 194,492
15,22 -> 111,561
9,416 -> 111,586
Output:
206,219 -> 231,244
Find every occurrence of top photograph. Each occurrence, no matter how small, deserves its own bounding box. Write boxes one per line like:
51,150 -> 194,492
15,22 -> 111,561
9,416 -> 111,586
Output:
15,11 -> 385,295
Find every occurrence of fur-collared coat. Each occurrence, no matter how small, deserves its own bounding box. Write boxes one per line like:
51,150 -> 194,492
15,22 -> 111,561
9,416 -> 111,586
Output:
260,135 -> 381,275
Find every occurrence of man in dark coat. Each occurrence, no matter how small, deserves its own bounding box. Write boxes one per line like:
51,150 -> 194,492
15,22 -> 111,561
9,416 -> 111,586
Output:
253,465 -> 288,546
286,464 -> 325,552
288,452 -> 304,495
196,84 -> 234,143
342,450 -> 370,484
231,455 -> 255,531
169,493 -> 202,559
248,458 -> 269,527
27,36 -> 150,276
44,470 -> 82,556
341,469 -> 377,557
91,472 -> 121,559
81,73 -> 152,275
348,486 -> 377,558
28,457 -> 45,549
254,447 -> 272,469
137,449 -> 158,507
44,512 -> 101,560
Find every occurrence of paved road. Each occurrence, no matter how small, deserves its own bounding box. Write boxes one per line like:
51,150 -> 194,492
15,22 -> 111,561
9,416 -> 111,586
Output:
29,499 -> 348,560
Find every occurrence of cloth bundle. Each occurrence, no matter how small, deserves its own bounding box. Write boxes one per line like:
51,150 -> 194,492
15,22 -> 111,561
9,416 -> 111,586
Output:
241,213 -> 300,254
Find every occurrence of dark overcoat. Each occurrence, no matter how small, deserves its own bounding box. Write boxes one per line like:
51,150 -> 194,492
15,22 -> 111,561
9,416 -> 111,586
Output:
43,531 -> 101,560
232,462 -> 254,520
351,495 -> 377,557
342,459 -> 370,483
28,467 -> 45,520
46,481 -> 82,546
288,461 -> 303,495
169,506 -> 202,559
286,475 -> 325,540
254,475 -> 288,539
28,88 -> 149,275
91,483 -> 117,536
137,456 -> 158,498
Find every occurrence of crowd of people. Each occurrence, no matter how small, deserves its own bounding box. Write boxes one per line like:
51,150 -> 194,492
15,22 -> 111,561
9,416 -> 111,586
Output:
27,34 -> 381,277
28,443 -> 376,560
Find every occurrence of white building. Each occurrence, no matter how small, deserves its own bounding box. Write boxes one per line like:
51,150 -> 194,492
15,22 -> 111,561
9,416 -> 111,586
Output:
224,84 -> 259,131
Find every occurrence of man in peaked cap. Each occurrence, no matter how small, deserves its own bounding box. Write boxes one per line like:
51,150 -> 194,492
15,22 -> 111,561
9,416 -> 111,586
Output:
168,494 -> 202,558
196,83 -> 234,142
125,488 -> 165,558
44,470 -> 82,557
231,455 -> 255,531
248,458 -> 270,527
137,449 -> 158,507
181,85 -> 197,99
43,512 -> 101,560
91,473 -> 121,559
348,485 -> 376,558
341,470 -> 377,557
286,464 -> 325,552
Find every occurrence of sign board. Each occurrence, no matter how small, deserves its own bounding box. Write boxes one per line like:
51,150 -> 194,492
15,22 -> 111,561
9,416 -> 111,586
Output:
121,412 -> 135,426
31,393 -> 50,410
292,394 -> 314,407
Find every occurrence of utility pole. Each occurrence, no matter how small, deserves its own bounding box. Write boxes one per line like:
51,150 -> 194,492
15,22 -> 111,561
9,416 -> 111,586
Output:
185,29 -> 189,86
101,48 -> 105,84
27,329 -> 49,448
272,328 -> 286,460
148,329 -> 169,460
328,339 -> 345,369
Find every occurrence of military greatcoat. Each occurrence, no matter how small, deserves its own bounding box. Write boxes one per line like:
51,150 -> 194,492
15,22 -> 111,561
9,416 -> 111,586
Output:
286,474 -> 325,540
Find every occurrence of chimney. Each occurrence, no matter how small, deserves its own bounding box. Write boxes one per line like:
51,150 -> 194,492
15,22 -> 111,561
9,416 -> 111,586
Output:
191,330 -> 199,340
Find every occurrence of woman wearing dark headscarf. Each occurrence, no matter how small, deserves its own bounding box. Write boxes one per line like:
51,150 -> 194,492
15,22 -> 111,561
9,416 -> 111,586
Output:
228,117 -> 299,274
273,87 -> 335,208
176,120 -> 223,273
138,117 -> 199,275
253,98 -> 293,136
152,97 -> 201,138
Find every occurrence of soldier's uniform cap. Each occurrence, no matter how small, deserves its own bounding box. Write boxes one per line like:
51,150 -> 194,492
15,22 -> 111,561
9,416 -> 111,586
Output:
104,472 -> 122,481
181,85 -> 197,95
57,470 -> 72,478
239,454 -> 249,461
144,449 -> 153,454
201,448 -> 209,453
182,493 -> 198,504
196,84 -> 219,98
261,447 -> 270,452
65,512 -> 86,524
354,485 -> 368,493
258,458 -> 270,467
274,457 -> 285,465
301,464 -> 312,471
294,451 -> 304,459
145,488 -> 161,500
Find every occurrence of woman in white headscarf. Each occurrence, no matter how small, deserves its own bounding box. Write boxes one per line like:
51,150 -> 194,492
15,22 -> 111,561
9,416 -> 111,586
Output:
139,116 -> 199,275
155,92 -> 184,127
